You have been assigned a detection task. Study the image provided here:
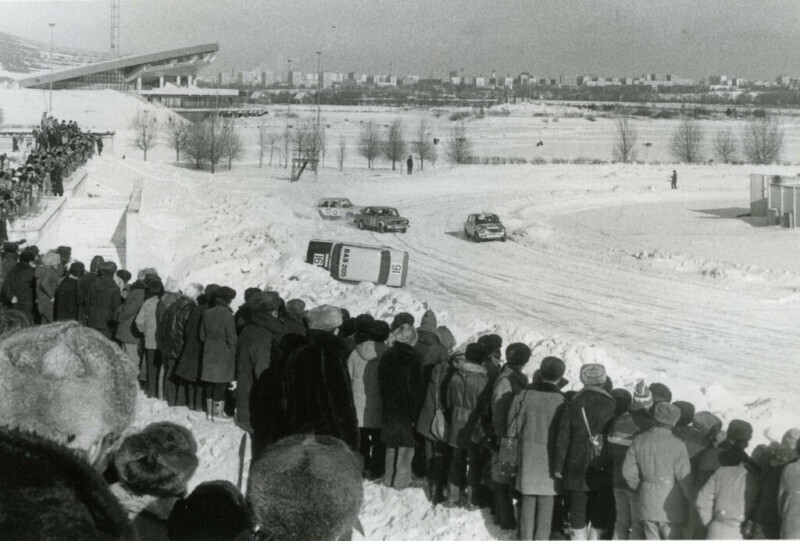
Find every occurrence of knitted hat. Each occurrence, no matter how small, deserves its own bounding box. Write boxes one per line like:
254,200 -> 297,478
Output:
505,343 -> 532,367
673,401 -> 696,428
632,380 -> 653,408
115,422 -> 199,498
539,356 -> 566,381
464,343 -> 483,363
579,363 -> 607,386
653,403 -> 681,427
419,310 -> 437,331
390,312 -> 415,332
477,334 -> 502,355
727,420 -> 754,443
691,412 -> 723,439
307,305 -> 343,331
649,382 -> 672,405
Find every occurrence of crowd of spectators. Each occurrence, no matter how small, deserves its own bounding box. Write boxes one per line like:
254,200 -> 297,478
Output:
0,247 -> 799,540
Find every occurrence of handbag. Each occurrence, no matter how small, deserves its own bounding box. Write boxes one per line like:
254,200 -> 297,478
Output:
581,406 -> 604,460
494,390 -> 527,483
429,369 -> 449,442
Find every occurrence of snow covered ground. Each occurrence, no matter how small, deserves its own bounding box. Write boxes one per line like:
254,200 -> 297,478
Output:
6,90 -> 800,539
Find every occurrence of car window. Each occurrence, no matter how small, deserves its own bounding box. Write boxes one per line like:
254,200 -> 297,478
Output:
331,201 -> 339,208
476,215 -> 499,225
387,209 -> 398,216
319,201 -> 328,208
341,199 -> 352,208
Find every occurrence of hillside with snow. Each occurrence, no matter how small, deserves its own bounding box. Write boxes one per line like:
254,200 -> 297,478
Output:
4,89 -> 800,540
0,30 -> 108,82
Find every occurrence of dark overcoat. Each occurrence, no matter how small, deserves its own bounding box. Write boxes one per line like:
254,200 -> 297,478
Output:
114,286 -> 144,344
173,303 -> 207,383
85,276 -> 121,334
378,342 -> 425,447
199,304 -> 237,383
1,262 -> 36,321
54,276 -> 79,321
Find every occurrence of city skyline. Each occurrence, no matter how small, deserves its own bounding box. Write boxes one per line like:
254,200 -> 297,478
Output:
1,0 -> 800,81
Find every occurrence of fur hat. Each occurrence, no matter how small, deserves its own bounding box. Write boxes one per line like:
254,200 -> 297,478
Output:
243,287 -> 261,304
339,318 -> 355,339
477,334 -> 502,355
0,310 -> 32,339
216,286 -> 236,304
353,314 -> 375,344
781,428 -> 800,451
579,363 -> 607,387
612,388 -> 633,415
419,310 -> 437,331
19,249 -> 35,264
307,305 -> 343,331
285,299 -> 306,318
368,320 -> 391,343
435,325 -> 456,352
632,380 -> 653,409
392,323 -> 418,346
649,382 -> 672,405
144,275 -> 164,297
114,422 -> 198,497
505,343 -> 532,367
0,428 -> 137,541
115,269 -> 132,283
673,401 -> 695,428
167,480 -> 252,541
0,322 -> 138,461
137,267 -> 159,281
539,356 -> 566,381
247,434 -> 364,541
42,251 -> 60,267
68,261 -> 86,276
464,343 -> 483,363
99,260 -> 118,277
390,312 -> 415,332
692,411 -> 723,439
250,291 -> 281,313
653,403 -> 681,427
56,245 -> 72,259
727,420 -> 754,443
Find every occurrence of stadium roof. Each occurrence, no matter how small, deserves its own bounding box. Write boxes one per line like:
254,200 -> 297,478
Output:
17,43 -> 218,88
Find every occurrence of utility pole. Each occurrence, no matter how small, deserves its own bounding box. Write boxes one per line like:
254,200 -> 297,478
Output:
316,51 -> 322,127
49,22 -> 55,113
286,59 -> 292,169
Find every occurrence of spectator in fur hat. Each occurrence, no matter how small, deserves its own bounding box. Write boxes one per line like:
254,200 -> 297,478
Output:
159,283 -> 203,407
247,434 -> 364,541
234,286 -> 261,333
0,427 -> 137,541
696,419 -> 758,492
77,255 -> 104,324
477,333 -> 503,384
168,480 -> 252,541
649,382 -> 673,405
1,248 -> 37,322
54,261 -> 85,321
200,286 -> 238,422
86,260 -> 121,339
672,401 -> 695,428
0,309 -> 31,339
281,298 -> 307,336
115,268 -> 132,299
379,323 -> 425,490
370,319 -> 391,344
174,283 -> 211,412
0,322 -> 138,471
111,422 -> 198,537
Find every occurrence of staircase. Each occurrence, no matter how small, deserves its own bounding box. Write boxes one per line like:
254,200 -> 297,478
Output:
58,195 -> 129,268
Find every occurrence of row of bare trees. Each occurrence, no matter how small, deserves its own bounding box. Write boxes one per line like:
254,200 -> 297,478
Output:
358,119 -> 440,170
614,116 -> 785,165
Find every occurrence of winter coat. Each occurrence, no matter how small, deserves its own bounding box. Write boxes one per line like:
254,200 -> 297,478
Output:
115,286 -> 145,344
753,444 -> 798,539
696,441 -> 757,488
1,262 -> 36,321
54,276 -> 79,321
86,276 -> 121,333
492,365 -> 528,440
417,361 -> 454,441
622,426 -> 695,524
158,296 -> 195,360
35,265 -> 59,321
445,362 -> 490,449
348,340 -> 387,429
779,461 -> 800,540
235,311 -> 286,433
608,407 -> 658,488
135,296 -> 160,350
415,310 -> 448,367
675,424 -> 716,474
696,464 -> 759,540
173,303 -> 207,383
554,386 -> 617,492
378,342 -> 425,447
483,357 -> 502,386
155,292 -> 180,351
199,304 -> 237,383
268,329 -> 359,449
280,313 -> 307,337
507,381 -> 565,496
76,272 -> 98,323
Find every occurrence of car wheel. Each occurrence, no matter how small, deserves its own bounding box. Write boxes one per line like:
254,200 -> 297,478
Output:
401,228 -> 407,234
378,223 -> 386,233
501,236 -> 507,242
464,228 -> 469,238
357,220 -> 364,230
473,232 -> 481,243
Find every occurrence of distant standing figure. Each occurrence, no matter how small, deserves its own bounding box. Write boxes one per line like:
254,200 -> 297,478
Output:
671,170 -> 678,190
407,155 -> 413,175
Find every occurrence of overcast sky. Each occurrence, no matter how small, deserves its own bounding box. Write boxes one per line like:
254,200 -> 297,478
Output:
2,0 -> 799,80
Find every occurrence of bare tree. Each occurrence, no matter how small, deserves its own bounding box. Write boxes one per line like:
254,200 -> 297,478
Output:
257,123 -> 267,168
446,121 -> 472,164
283,124 -> 291,168
164,116 -> 189,162
358,121 -> 381,169
130,110 -> 158,161
612,118 -> 638,163
337,135 -> 346,171
670,118 -> 704,163
382,119 -> 407,170
743,117 -> 784,164
713,129 -> 738,164
412,118 -> 436,170
267,131 -> 281,166
221,119 -> 244,169
184,121 -> 208,169
291,120 -> 324,179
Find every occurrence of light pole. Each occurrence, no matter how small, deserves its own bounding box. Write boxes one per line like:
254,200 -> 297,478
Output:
316,51 -> 322,127
49,22 -> 55,113
286,58 -> 292,116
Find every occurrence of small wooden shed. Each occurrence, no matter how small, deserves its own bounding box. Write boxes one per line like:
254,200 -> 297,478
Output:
750,174 -> 800,228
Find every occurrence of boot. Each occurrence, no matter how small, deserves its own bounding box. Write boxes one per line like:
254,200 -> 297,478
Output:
205,399 -> 214,421
213,400 -> 233,422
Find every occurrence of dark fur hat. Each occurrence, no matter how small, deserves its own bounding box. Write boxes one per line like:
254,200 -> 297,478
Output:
368,320 -> 391,343
167,480 -> 252,541
477,334 -> 502,355
115,269 -> 132,283
216,286 -> 237,305
247,434 -> 363,541
505,342 -> 532,367
99,260 -> 118,277
673,401 -> 696,428
0,427 -> 137,541
464,343 -> 483,363
353,314 -> 376,344
649,382 -> 673,405
114,422 -> 198,498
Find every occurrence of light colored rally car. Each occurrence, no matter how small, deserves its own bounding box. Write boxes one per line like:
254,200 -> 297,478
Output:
355,206 -> 409,233
316,198 -> 361,221
464,213 -> 507,242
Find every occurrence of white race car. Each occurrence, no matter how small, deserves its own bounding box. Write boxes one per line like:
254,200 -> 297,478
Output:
464,213 -> 507,242
316,198 -> 361,221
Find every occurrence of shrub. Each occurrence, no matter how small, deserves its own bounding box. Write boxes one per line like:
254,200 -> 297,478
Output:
531,156 -> 547,165
551,158 -> 569,164
449,111 -> 471,121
